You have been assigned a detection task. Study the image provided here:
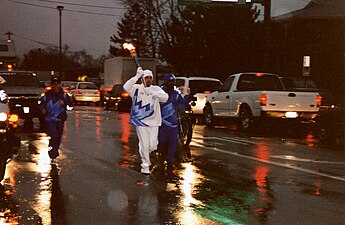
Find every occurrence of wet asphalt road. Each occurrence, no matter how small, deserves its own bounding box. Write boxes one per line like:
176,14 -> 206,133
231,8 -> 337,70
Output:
0,106 -> 345,225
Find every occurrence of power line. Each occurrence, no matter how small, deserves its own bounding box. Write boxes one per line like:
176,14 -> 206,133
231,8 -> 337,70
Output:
2,0 -> 124,17
11,32 -> 58,48
9,32 -> 108,55
33,0 -> 125,10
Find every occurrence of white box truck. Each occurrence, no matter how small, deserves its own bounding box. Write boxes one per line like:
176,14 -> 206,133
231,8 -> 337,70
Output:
103,57 -> 156,91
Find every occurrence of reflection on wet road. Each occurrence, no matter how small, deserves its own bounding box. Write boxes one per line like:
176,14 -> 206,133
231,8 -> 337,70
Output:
0,106 -> 344,224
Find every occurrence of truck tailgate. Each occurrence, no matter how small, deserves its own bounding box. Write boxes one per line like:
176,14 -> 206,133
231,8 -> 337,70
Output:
264,91 -> 319,112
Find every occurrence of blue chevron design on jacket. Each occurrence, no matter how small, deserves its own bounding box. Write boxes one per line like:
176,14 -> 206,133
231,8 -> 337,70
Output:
161,102 -> 177,128
130,89 -> 155,126
45,98 -> 65,122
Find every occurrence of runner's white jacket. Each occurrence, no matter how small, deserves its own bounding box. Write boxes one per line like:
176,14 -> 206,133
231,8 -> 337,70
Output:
124,76 -> 168,127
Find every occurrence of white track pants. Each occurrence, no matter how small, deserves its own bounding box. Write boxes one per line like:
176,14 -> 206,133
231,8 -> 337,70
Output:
136,126 -> 159,169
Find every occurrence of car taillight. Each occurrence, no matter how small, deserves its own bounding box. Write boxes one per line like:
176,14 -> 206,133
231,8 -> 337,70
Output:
260,93 -> 267,106
121,92 -> 129,98
316,95 -> 322,107
45,86 -> 52,91
204,91 -> 211,94
74,90 -> 82,94
95,90 -> 101,95
9,114 -> 18,123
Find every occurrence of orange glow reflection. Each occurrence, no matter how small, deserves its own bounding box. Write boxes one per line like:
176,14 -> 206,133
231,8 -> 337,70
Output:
253,142 -> 273,223
313,179 -> 321,196
120,113 -> 131,169
3,134 -> 54,224
306,133 -> 316,147
177,163 -> 204,224
35,136 -> 53,225
0,176 -> 19,223
255,166 -> 269,194
95,107 -> 101,146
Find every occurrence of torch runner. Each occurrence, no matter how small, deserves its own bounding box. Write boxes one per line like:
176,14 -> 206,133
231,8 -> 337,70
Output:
123,43 -> 146,87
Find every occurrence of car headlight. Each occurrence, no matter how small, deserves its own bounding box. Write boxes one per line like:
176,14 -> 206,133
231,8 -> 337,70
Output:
0,112 -> 7,121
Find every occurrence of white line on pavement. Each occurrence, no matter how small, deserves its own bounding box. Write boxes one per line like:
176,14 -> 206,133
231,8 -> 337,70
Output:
190,142 -> 345,182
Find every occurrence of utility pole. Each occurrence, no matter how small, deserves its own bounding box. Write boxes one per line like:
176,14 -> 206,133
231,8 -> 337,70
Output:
260,0 -> 271,71
263,0 -> 270,24
5,32 -> 13,41
57,6 -> 64,77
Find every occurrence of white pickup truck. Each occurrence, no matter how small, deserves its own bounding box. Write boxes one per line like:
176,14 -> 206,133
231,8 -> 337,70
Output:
203,72 -> 322,131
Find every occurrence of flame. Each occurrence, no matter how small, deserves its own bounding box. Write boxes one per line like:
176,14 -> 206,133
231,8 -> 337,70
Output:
123,43 -> 135,51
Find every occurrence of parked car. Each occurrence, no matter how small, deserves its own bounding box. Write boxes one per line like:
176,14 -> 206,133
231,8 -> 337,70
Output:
311,106 -> 345,145
40,80 -> 51,91
175,76 -> 222,123
69,82 -> 101,106
103,84 -> 131,111
61,81 -> 77,92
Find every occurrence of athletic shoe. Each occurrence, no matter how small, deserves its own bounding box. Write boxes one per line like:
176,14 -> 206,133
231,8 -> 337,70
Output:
141,167 -> 150,175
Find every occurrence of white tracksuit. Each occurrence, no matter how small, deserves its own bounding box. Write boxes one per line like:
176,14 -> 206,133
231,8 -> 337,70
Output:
124,75 -> 168,171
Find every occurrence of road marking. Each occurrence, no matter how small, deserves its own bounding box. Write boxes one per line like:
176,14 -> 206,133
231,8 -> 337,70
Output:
193,137 -> 249,145
271,155 -> 345,165
191,143 -> 345,182
193,130 -> 257,145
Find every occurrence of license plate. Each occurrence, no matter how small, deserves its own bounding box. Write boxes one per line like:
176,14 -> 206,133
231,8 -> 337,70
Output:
285,111 -> 297,118
23,107 -> 30,114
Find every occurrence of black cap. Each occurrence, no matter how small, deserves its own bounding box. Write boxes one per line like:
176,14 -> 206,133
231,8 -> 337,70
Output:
51,76 -> 61,83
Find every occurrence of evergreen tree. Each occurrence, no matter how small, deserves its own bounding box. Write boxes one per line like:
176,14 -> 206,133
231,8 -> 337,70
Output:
160,4 -> 264,79
110,0 -> 159,58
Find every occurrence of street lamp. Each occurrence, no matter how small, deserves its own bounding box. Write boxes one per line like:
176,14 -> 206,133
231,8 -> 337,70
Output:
57,5 -> 64,77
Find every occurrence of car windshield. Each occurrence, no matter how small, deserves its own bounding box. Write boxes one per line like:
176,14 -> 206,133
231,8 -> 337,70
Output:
0,73 -> 40,87
237,74 -> 284,91
78,83 -> 97,89
175,79 -> 185,87
62,82 -> 77,89
188,80 -> 222,93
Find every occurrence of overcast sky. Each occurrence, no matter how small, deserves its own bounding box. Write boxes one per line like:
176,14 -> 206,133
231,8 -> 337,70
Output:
0,0 -> 309,59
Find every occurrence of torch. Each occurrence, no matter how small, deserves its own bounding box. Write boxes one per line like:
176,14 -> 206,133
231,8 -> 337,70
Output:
123,42 -> 146,87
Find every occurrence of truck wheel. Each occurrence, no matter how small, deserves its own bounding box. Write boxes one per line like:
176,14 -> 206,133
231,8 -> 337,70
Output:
204,106 -> 214,128
317,123 -> 331,142
239,107 -> 253,132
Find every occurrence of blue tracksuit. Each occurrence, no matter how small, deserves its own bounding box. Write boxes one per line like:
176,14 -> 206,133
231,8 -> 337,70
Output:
39,88 -> 73,159
159,87 -> 190,163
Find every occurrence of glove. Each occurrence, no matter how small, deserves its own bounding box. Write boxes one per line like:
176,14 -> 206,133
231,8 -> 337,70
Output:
135,67 -> 144,79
